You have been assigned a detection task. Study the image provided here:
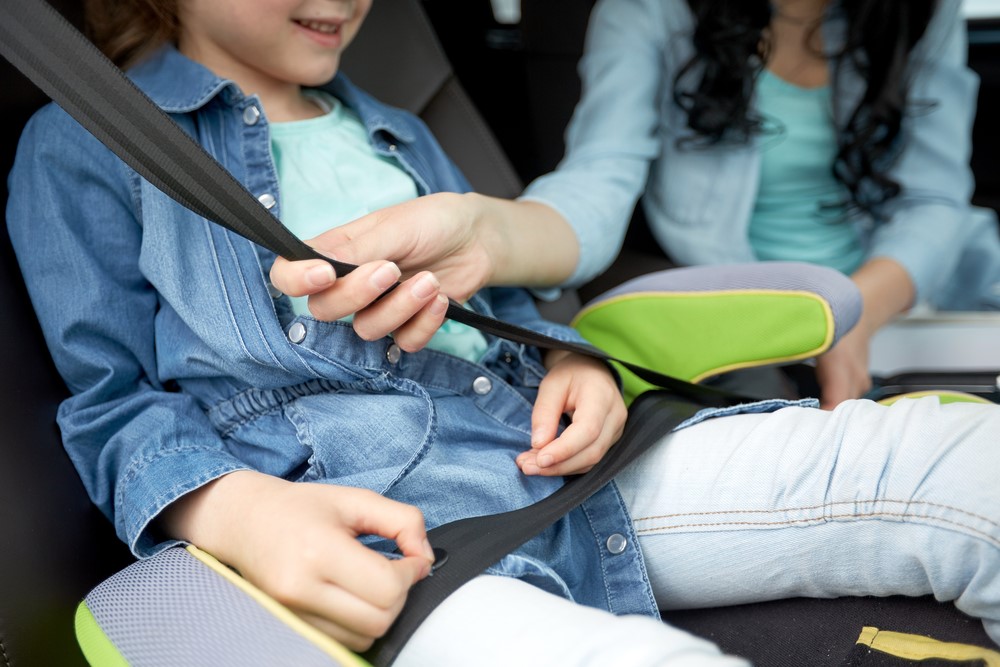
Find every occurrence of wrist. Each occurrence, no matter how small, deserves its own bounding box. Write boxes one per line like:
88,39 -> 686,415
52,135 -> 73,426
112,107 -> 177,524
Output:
160,469 -> 278,562
462,192 -> 510,286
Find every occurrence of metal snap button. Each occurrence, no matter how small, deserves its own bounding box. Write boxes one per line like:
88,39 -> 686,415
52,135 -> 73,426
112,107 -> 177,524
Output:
606,533 -> 627,555
288,322 -> 307,344
387,143 -> 398,152
243,105 -> 261,125
386,343 -> 402,364
472,376 -> 493,395
258,193 -> 276,209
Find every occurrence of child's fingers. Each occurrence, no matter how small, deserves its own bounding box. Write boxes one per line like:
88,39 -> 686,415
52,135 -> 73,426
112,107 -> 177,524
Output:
520,381 -> 626,475
521,419 -> 601,474
530,374 -> 570,449
296,609 -> 376,652
293,577 -> 411,650
344,491 -> 435,566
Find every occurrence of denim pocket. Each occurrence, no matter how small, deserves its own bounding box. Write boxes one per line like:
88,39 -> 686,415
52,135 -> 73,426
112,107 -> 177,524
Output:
283,375 -> 436,494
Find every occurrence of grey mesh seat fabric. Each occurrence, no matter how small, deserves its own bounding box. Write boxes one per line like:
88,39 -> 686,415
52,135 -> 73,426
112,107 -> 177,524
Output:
341,0 -> 522,200
76,547 -> 368,667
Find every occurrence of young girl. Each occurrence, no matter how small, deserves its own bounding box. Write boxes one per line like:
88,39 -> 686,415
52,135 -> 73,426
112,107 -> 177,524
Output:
8,0 -> 1000,664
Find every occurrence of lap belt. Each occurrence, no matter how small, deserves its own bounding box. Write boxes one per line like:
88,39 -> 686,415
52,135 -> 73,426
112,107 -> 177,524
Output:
0,2 -> 748,664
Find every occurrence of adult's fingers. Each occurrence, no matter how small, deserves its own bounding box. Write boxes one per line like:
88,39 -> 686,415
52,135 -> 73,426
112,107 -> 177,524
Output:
268,257 -> 338,297
384,294 -> 450,352
350,271 -> 443,344
308,214 -> 414,268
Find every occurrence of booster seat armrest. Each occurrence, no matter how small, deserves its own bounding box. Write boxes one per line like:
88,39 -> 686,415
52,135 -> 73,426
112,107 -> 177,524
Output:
76,546 -> 370,667
571,262 -> 861,402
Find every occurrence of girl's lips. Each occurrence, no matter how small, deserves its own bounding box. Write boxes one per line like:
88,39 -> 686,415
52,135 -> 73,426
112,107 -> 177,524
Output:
292,18 -> 345,48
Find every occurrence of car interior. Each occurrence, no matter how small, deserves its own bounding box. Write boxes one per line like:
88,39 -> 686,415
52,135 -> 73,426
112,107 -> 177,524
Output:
1,1 -> 999,665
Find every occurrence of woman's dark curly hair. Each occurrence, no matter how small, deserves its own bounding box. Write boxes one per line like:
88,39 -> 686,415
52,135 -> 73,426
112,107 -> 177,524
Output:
675,0 -> 938,214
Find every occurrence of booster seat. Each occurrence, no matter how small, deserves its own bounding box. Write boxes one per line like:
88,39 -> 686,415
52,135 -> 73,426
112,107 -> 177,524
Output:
1,1 -> 998,666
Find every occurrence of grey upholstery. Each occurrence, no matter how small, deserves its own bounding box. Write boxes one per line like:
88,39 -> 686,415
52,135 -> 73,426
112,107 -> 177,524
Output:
342,1 -> 523,200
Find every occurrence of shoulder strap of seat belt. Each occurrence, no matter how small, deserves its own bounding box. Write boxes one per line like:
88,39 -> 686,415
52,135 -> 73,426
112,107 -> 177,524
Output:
0,2 -> 749,664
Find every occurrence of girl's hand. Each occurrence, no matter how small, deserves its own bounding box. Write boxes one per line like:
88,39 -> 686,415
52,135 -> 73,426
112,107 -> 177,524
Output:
516,351 -> 627,477
162,471 -> 435,651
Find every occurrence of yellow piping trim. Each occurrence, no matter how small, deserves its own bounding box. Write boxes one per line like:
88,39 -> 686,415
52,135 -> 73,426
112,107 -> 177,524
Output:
877,390 -> 994,406
572,289 -> 836,384
857,626 -> 1000,666
185,545 -> 370,666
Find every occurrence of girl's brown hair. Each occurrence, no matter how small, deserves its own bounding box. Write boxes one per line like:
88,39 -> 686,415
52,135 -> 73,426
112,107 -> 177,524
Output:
84,0 -> 180,68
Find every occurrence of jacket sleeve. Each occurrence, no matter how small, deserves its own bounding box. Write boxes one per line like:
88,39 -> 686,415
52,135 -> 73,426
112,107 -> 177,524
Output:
6,105 -> 249,558
868,0 -> 982,303
519,0 -> 675,287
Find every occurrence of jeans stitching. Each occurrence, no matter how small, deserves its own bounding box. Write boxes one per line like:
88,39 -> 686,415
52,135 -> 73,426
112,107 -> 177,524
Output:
633,499 -> 999,530
634,511 -> 1000,547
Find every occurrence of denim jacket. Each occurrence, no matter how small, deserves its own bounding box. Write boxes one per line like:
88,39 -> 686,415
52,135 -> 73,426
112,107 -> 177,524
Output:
8,45 -> 677,617
523,0 -> 1000,308
9,45 -> 806,620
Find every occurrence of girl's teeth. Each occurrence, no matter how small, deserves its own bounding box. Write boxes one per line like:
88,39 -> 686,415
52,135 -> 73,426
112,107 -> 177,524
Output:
300,20 -> 340,34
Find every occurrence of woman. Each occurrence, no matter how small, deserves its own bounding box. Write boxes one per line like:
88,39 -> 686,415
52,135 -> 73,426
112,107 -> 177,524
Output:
275,0 -> 1000,408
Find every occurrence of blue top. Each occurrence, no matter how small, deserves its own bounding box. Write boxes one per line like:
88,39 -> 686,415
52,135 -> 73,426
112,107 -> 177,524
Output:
522,0 -> 1000,309
748,71 -> 864,275
7,45 -> 805,620
269,92 -> 489,361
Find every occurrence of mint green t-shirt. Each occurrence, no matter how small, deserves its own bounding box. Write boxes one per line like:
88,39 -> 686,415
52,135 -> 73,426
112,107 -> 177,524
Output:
748,70 -> 865,275
269,91 -> 488,362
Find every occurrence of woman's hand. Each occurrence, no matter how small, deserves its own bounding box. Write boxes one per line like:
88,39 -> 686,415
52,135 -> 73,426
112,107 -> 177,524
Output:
516,351 -> 627,477
161,471 -> 435,651
268,194 -> 577,350
814,323 -> 873,409
815,257 -> 915,409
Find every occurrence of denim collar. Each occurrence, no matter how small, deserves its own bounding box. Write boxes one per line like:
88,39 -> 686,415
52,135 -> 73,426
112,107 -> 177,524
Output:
128,45 -> 415,144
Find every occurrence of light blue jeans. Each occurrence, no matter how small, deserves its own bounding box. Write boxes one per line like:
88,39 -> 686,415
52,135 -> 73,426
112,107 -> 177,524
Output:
399,396 -> 1000,666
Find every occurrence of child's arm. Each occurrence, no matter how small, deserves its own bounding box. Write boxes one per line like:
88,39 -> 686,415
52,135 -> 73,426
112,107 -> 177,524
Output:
516,351 -> 628,477
162,470 -> 435,651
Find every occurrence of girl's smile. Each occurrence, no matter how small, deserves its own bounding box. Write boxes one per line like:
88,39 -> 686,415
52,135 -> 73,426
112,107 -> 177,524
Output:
178,0 -> 371,121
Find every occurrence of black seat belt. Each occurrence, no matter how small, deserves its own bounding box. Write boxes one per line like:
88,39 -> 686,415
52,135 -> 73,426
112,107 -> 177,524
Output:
0,2 -> 751,664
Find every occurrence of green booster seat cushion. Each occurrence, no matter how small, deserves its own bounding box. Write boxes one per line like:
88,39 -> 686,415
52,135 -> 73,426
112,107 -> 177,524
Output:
572,262 -> 862,403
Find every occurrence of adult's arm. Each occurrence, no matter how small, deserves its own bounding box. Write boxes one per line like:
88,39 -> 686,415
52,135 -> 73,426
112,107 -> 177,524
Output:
520,0 -> 674,287
866,0 -> 979,304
